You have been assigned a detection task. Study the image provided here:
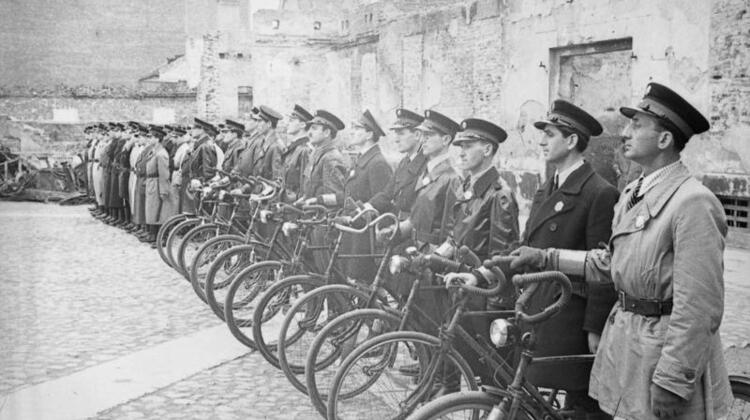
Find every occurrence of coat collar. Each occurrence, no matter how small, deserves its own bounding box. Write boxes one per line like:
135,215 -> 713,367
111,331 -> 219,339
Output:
194,133 -> 211,148
282,136 -> 309,158
415,156 -> 454,192
471,166 -> 500,199
610,163 -> 692,242
557,161 -> 595,195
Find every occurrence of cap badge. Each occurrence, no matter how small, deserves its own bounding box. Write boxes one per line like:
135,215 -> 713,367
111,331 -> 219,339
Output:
554,201 -> 564,212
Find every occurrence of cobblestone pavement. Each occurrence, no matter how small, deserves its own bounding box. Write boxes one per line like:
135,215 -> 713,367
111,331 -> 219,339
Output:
1,202 -> 748,420
0,202 -> 218,396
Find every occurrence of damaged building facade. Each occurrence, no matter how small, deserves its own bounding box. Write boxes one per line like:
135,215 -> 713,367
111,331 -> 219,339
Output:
1,0 -> 748,244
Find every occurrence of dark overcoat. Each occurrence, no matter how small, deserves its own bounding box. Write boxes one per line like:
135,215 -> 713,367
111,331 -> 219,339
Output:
279,136 -> 311,202
368,152 -> 427,220
522,161 -> 619,391
339,144 -> 393,282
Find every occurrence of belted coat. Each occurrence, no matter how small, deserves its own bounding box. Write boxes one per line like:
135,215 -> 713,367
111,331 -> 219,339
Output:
585,163 -> 731,420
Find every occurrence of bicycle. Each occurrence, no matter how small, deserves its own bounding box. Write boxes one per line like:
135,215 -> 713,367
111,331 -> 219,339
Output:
304,246 -> 489,417
324,265 -> 562,420
222,203 -> 331,348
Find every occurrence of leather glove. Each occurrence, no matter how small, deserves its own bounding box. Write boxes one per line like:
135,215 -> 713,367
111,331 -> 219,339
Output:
650,383 -> 687,418
509,246 -> 547,272
281,222 -> 299,237
376,225 -> 396,243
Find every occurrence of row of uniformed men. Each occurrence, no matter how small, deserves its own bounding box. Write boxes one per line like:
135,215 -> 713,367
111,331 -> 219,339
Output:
86,81 -> 729,419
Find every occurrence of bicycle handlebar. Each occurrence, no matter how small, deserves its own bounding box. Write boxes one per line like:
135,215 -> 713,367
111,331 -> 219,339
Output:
512,271 -> 572,324
332,212 -> 398,235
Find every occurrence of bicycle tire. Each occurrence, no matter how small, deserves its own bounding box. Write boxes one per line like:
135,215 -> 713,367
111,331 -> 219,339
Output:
407,390 -> 537,420
278,284 -> 372,395
326,330 -> 478,420
177,222 -> 223,281
306,308 -> 404,418
166,218 -> 202,278
156,214 -> 191,268
224,260 -> 288,349
730,376 -> 750,418
190,234 -> 246,303
251,275 -> 326,369
203,241 -> 274,320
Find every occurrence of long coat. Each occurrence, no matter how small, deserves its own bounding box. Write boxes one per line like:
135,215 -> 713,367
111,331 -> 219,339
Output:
133,143 -> 155,225
523,162 -> 620,391
301,140 -> 347,200
145,143 -> 171,225
368,152 -> 427,220
279,136 -> 311,203
408,155 -> 457,249
586,163 -> 731,419
339,144 -> 393,282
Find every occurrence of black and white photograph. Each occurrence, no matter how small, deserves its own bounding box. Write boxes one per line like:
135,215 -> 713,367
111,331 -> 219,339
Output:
0,0 -> 749,419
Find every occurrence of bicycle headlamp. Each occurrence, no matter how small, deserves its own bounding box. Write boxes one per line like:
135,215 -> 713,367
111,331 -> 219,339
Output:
489,319 -> 512,347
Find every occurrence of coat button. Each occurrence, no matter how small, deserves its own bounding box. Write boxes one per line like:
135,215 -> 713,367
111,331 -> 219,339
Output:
549,222 -> 558,232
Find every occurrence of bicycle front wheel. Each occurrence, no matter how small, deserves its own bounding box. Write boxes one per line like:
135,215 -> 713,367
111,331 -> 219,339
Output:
407,389 -> 537,420
204,241 -> 273,320
166,217 -> 202,278
156,214 -> 191,269
278,284 -> 372,395
189,234 -> 246,303
326,331 -> 478,420
306,308 -> 403,418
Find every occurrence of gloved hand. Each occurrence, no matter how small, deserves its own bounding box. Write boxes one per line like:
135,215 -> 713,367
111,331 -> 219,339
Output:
376,224 -> 396,243
650,383 -> 686,418
281,222 -> 299,237
509,246 -> 547,272
189,179 -> 202,190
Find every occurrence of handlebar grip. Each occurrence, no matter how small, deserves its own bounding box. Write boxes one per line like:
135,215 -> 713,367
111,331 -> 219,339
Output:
512,271 -> 572,324
483,255 -> 516,269
422,254 -> 463,273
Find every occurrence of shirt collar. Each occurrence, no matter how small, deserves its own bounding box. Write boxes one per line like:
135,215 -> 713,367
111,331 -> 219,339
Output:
637,160 -> 684,197
555,159 -> 585,188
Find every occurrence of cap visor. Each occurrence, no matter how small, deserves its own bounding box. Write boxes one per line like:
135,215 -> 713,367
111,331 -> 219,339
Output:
533,120 -> 553,130
619,106 -> 640,119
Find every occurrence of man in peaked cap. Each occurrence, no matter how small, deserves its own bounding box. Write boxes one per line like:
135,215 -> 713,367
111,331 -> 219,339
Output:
513,99 -> 620,419
381,109 -> 461,248
298,109 -> 348,207
422,117 -> 521,395
365,108 -> 428,220
278,104 -> 314,202
143,126 -> 172,244
234,105 -> 283,179
511,83 -> 732,419
186,117 -> 218,213
337,109 -> 393,283
221,119 -> 245,172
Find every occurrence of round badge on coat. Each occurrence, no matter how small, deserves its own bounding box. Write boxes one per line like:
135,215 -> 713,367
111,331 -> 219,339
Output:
635,214 -> 646,229
422,176 -> 431,186
349,169 -> 356,177
554,201 -> 564,212
463,190 -> 473,200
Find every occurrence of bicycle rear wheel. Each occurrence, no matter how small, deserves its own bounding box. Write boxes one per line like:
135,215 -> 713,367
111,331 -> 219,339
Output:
306,308 -> 403,417
190,234 -> 245,303
277,284 -> 371,395
251,275 -> 325,369
326,331 -> 478,420
166,217 -> 202,278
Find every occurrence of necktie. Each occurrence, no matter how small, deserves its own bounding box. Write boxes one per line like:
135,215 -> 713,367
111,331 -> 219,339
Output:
462,174 -> 472,192
552,173 -> 559,192
627,176 -> 644,211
